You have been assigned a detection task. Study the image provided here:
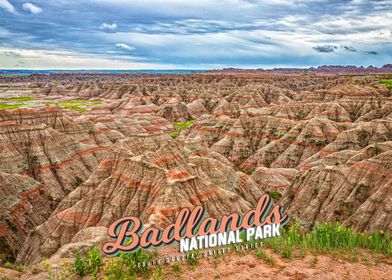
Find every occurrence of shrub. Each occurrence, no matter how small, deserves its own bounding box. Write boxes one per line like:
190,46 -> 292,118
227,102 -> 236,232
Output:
29,155 -> 40,167
245,169 -> 255,175
73,250 -> 86,277
171,262 -> 181,274
73,176 -> 84,187
103,258 -> 127,280
3,261 -> 26,272
268,191 -> 282,201
72,246 -> 103,279
269,128 -> 277,136
103,249 -> 153,279
32,266 -> 41,274
119,249 -> 153,276
0,237 -> 15,265
255,249 -> 274,265
168,130 -> 181,139
310,256 -> 318,267
263,222 -> 392,258
186,250 -> 201,267
87,246 -> 102,279
371,146 -> 382,155
264,159 -> 271,168
46,262 -> 73,280
151,268 -> 163,280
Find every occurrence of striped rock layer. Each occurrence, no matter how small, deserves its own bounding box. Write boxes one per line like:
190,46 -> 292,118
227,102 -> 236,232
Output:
0,108 -> 173,258
17,134 -> 263,264
0,72 -> 391,265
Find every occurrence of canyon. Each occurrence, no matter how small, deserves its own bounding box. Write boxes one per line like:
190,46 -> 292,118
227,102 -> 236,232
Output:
0,71 -> 391,273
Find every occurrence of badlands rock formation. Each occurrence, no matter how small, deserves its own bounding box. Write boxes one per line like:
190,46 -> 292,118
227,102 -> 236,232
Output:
0,71 -> 391,265
0,107 -> 172,260
17,134 -> 263,264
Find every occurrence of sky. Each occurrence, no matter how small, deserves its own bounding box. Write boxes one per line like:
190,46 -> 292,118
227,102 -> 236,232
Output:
0,0 -> 391,69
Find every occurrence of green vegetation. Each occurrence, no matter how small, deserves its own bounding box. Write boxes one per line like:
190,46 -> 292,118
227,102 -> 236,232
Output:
172,119 -> 196,129
239,230 -> 247,243
245,169 -> 255,175
0,96 -> 37,110
235,165 -> 255,175
358,130 -> 369,147
73,250 -> 86,277
151,268 -> 163,280
45,260 -> 74,280
341,74 -> 368,77
309,139 -> 329,146
268,190 -> 282,201
171,262 -> 181,274
6,96 -> 35,102
3,222 -> 391,278
29,155 -> 40,167
57,99 -> 103,113
380,79 -> 392,90
103,250 -> 154,279
0,237 -> 12,265
87,246 -> 103,279
255,249 -> 274,265
263,222 -> 392,260
44,101 -> 57,105
169,119 -> 195,139
0,102 -> 23,110
3,261 -> 26,272
168,130 -> 181,139
73,247 -> 102,279
269,128 -> 278,136
264,159 -> 271,168
4,218 -> 16,232
371,145 -> 382,155
186,250 -> 201,267
73,176 -> 84,187
310,256 -> 318,267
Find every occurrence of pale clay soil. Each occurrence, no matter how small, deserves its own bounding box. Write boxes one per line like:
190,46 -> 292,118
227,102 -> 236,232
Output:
170,252 -> 392,280
1,249 -> 391,280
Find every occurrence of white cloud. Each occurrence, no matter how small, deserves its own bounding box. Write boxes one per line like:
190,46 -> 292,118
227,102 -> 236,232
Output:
116,43 -> 135,51
99,23 -> 118,32
0,47 -> 173,69
0,0 -> 16,14
1,0 -> 391,69
22,2 -> 43,14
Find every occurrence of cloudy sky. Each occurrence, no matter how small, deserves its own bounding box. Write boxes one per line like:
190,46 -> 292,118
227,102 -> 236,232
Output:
0,0 -> 391,69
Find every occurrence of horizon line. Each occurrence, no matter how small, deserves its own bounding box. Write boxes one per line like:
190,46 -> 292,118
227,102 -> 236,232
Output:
1,64 -> 392,72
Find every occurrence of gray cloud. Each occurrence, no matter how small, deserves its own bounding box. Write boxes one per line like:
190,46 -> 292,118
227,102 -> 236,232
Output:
0,0 -> 391,69
313,45 -> 338,53
343,46 -> 357,52
1,50 -> 22,57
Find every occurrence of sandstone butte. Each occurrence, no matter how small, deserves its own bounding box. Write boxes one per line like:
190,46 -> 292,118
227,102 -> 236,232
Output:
0,71 -> 391,278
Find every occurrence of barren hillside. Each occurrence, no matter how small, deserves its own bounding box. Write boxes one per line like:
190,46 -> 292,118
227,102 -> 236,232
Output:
0,72 -> 391,277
